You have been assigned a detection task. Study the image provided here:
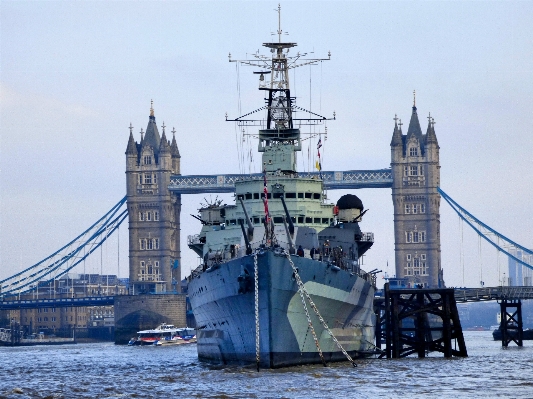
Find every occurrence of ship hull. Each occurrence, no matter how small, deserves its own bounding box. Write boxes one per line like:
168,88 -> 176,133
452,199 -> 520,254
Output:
189,250 -> 376,368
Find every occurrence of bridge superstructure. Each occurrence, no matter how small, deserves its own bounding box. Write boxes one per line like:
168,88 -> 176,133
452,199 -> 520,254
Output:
168,169 -> 393,194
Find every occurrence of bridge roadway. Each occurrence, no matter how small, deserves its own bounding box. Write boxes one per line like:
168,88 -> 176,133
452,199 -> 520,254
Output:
2,287 -> 533,310
168,169 -> 393,193
0,295 -> 114,310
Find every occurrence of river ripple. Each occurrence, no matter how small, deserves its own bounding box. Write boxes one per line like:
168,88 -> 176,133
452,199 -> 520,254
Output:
1,332 -> 532,398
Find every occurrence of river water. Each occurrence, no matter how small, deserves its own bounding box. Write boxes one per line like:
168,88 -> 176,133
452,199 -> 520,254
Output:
0,331 -> 531,398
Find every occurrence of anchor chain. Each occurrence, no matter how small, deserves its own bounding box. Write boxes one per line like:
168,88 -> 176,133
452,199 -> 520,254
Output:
284,250 -> 358,367
253,253 -> 260,371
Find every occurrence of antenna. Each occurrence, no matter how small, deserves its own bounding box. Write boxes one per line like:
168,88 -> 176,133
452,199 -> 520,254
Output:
276,4 -> 282,43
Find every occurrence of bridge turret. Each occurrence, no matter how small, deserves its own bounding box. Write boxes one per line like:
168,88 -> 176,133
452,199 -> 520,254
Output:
170,128 -> 181,175
125,102 -> 182,295
390,96 -> 443,289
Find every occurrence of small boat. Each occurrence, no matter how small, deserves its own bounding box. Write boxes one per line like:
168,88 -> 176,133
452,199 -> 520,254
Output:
154,328 -> 197,346
128,323 -> 196,346
492,326 -> 533,341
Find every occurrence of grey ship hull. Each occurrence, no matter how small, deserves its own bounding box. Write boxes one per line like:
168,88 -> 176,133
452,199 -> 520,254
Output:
189,250 -> 376,368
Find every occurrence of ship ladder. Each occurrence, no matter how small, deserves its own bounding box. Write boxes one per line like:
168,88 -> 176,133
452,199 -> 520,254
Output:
284,250 -> 358,367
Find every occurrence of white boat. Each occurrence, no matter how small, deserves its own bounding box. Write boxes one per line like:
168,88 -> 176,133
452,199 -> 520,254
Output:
128,323 -> 196,346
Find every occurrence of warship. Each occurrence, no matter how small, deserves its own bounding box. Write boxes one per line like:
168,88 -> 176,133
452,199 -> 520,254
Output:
187,9 -> 377,368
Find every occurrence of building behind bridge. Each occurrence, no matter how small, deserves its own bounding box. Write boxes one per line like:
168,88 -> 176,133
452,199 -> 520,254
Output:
2,273 -> 127,338
508,248 -> 533,286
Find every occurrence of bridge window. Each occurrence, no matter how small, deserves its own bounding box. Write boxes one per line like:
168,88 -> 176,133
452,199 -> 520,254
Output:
153,238 -> 159,249
144,174 -> 152,184
405,204 -> 411,214
322,218 -> 330,224
139,212 -> 145,221
409,166 -> 418,176
410,147 -> 418,157
147,212 -> 152,221
138,174 -> 142,185
421,254 -> 426,260
404,166 -> 408,177
406,231 -> 426,243
419,165 -> 424,176
147,239 -> 153,250
413,205 -> 418,214
144,156 -> 152,165
154,211 -> 159,221
420,204 -> 426,213
153,174 -> 157,184
253,217 -> 260,224
406,254 -> 411,261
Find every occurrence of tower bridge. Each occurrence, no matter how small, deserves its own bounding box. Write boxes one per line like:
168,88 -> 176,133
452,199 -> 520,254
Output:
2,100 -> 532,352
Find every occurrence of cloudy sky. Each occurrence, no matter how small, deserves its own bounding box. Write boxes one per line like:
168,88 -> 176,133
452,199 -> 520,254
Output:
1,1 -> 532,288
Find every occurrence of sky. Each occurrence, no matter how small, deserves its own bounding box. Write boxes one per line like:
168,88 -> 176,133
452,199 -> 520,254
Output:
1,1 -> 532,289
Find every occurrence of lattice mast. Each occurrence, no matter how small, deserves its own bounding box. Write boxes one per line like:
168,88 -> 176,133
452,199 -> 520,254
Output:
227,4 -> 333,175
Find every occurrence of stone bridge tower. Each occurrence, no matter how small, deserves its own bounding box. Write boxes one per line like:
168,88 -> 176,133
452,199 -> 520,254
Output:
390,97 -> 444,288
125,104 -> 181,294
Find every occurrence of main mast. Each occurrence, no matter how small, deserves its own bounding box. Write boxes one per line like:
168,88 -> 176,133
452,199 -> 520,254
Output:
227,4 -> 333,175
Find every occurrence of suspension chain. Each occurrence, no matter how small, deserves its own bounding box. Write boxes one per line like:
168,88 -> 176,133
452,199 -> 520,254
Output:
284,250 -> 358,367
253,253 -> 260,371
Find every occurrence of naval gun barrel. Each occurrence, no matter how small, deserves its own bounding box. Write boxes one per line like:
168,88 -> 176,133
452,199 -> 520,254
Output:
282,217 -> 296,254
279,195 -> 295,236
239,220 -> 253,255
237,196 -> 254,239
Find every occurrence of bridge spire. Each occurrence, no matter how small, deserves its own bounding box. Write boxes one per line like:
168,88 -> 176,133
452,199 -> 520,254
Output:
390,114 -> 402,146
406,99 -> 422,140
126,124 -> 138,155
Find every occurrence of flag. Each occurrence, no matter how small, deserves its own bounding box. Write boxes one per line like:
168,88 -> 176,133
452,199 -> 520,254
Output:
316,138 -> 323,177
263,170 -> 270,223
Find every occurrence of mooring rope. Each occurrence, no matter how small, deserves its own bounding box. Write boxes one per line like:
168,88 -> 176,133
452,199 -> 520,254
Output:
284,250 -> 358,367
253,253 -> 260,371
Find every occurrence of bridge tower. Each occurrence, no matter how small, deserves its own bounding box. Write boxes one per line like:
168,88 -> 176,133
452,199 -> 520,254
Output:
390,97 -> 444,288
125,103 -> 181,294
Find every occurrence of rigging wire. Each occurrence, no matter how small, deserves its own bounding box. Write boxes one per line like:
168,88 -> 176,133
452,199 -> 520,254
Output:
478,234 -> 483,286
459,217 -> 466,287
